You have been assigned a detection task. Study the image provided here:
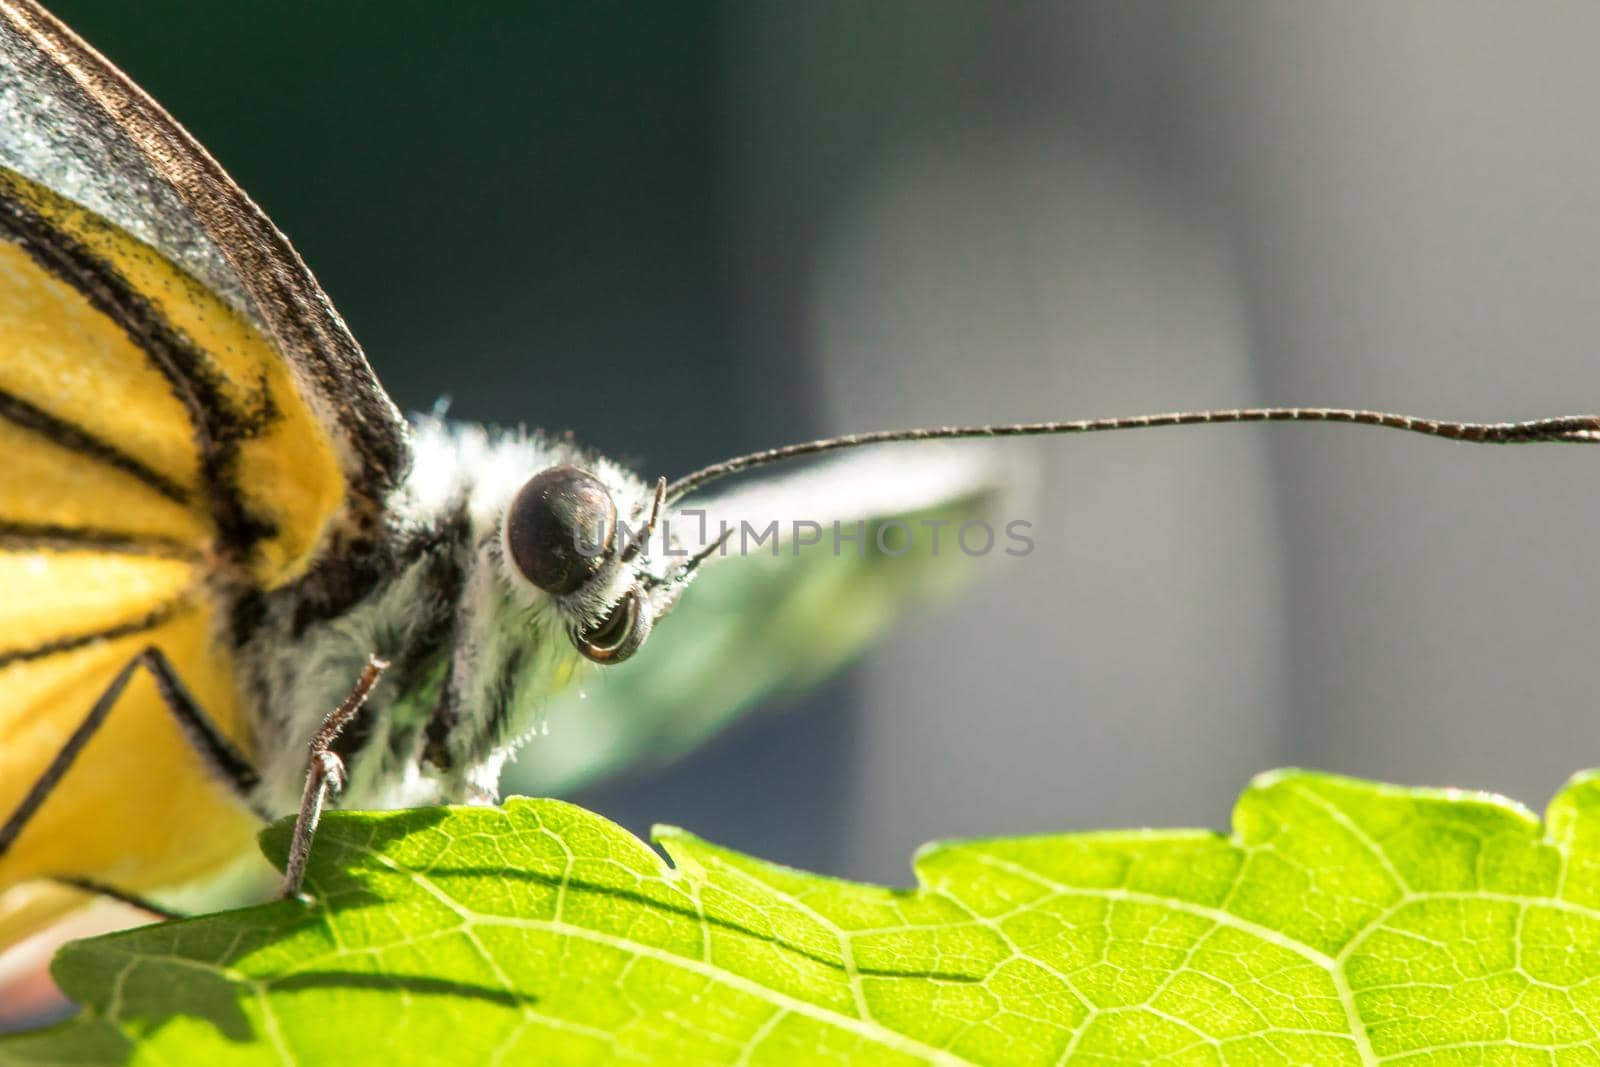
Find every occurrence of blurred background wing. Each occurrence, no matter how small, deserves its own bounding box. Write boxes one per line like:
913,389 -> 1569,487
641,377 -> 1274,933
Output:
506,445 -> 1016,794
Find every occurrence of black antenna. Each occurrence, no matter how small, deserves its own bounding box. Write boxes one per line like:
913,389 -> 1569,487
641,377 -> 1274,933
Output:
664,408 -> 1600,503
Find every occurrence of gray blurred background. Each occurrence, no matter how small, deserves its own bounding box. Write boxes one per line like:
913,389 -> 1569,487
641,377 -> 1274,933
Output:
53,2 -> 1600,884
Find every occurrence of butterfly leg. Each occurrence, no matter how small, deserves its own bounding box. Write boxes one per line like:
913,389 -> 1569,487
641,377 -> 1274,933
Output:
279,655 -> 389,901
0,646 -> 263,863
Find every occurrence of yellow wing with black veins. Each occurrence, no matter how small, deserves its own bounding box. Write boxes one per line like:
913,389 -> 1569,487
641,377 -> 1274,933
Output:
0,0 -> 410,509
0,0 -> 412,946
0,169 -> 347,581
0,599 -> 257,908
0,169 -> 341,928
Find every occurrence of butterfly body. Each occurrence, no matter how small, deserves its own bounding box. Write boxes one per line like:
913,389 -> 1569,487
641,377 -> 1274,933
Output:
234,420 -> 672,819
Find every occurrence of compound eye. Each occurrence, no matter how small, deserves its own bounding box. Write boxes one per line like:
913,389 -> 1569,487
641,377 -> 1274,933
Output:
574,586 -> 646,664
504,466 -> 617,595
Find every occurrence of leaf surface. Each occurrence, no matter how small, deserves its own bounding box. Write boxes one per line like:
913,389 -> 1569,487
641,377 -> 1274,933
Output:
9,769 -> 1600,1065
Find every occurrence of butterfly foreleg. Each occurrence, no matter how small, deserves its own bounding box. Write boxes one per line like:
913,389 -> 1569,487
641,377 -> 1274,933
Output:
0,646 -> 264,864
279,655 -> 389,901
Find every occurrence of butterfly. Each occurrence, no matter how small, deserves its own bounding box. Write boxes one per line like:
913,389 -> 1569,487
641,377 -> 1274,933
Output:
0,0 -> 1023,952
3,0 -> 1598,971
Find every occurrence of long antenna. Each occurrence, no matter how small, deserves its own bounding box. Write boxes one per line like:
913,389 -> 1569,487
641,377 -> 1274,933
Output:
664,408 -> 1600,503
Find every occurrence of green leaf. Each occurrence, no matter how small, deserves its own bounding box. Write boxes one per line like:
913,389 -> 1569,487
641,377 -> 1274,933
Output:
11,768 -> 1600,1064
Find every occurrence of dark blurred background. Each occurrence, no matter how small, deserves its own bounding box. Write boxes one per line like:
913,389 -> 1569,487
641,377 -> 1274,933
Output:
49,2 -> 1600,884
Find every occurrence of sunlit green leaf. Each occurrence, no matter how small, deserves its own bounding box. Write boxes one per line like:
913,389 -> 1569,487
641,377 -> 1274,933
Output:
10,768 -> 1600,1064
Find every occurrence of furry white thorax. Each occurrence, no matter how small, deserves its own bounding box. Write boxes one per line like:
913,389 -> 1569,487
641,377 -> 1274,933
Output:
234,416 -> 672,820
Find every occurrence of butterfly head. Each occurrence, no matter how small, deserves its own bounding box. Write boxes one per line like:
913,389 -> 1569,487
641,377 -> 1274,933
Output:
499,463 -> 701,666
